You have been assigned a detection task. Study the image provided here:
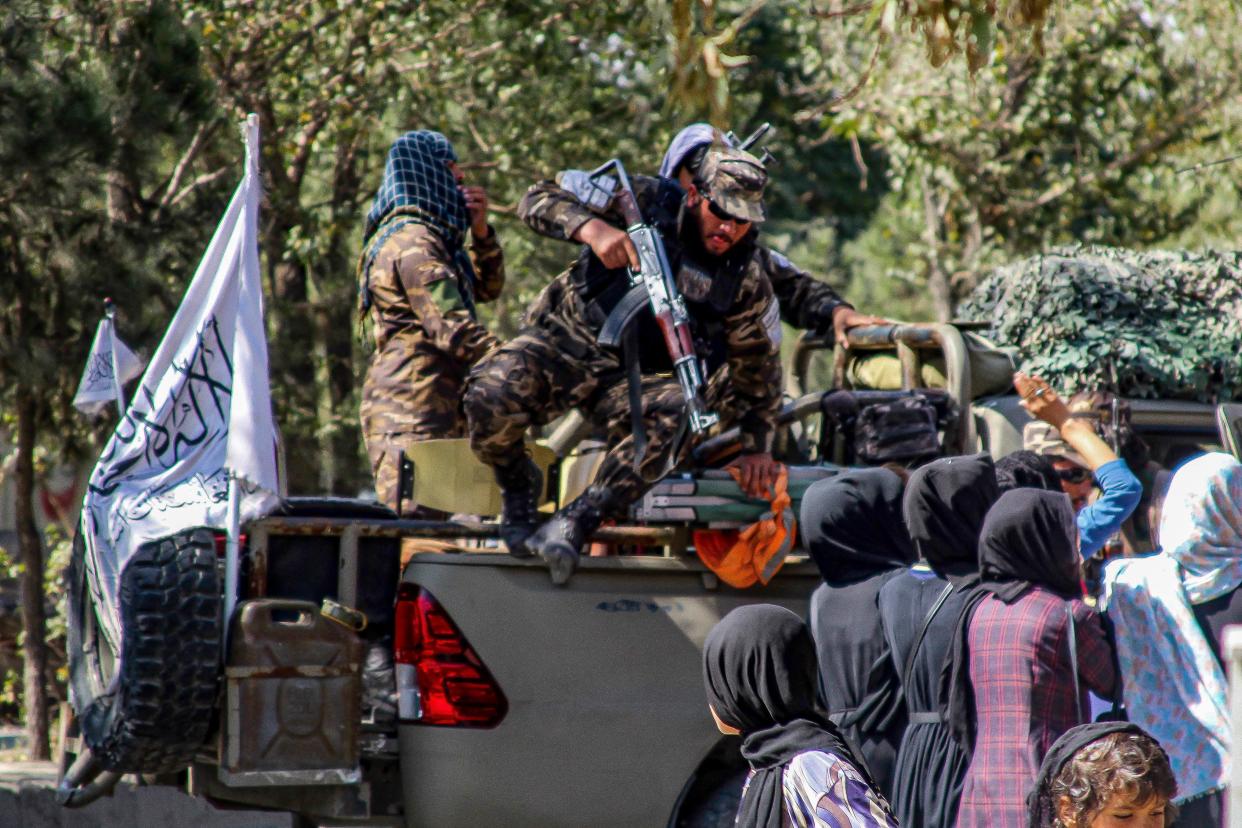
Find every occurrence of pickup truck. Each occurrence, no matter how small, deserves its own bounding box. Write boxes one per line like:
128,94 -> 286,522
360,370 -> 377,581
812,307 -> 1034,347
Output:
57,323 -> 1242,827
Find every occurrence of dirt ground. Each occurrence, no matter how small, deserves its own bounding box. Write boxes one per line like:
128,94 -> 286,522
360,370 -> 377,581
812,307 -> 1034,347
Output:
0,759 -> 297,828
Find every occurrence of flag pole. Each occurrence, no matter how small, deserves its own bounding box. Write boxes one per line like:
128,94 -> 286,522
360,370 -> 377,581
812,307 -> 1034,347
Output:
222,114 -> 260,645
103,297 -> 127,418
223,471 -> 241,645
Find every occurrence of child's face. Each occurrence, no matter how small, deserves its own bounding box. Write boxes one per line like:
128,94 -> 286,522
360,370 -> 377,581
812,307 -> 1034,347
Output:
1061,793 -> 1169,827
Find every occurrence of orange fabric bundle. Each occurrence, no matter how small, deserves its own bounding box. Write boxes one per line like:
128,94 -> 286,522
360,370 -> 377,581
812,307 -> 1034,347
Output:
693,465 -> 796,588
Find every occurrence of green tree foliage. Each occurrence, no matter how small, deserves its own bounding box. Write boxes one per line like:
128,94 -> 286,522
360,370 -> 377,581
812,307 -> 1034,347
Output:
0,0 -> 231,754
815,0 -> 1240,319
0,0 -> 116,760
185,0 -> 419,494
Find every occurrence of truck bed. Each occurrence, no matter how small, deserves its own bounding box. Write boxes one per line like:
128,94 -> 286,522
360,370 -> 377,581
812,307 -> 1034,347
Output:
397,550 -> 821,828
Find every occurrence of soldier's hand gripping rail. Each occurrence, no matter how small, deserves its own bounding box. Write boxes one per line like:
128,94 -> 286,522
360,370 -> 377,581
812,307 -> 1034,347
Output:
586,158 -> 719,436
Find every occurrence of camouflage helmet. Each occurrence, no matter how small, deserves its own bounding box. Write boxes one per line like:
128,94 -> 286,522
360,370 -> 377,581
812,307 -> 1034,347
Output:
1022,421 -> 1088,468
694,144 -> 768,224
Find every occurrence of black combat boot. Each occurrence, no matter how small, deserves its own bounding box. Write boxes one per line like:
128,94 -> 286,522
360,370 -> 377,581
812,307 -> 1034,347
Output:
526,485 -> 615,585
494,457 -> 543,557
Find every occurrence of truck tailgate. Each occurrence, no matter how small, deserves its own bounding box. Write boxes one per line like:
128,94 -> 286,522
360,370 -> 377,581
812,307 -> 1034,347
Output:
397,552 -> 820,828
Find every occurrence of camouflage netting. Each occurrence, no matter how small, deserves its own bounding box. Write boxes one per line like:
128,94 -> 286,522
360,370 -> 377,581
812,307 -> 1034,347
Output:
959,245 -> 1242,402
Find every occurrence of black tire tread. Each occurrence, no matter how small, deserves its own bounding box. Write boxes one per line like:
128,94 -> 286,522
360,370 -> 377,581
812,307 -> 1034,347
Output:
78,528 -> 221,773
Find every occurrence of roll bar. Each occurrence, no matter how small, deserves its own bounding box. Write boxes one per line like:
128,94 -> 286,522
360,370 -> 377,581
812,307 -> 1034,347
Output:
791,323 -> 975,454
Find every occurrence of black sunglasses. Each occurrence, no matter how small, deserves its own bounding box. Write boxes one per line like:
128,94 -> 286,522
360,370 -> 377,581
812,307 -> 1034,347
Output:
705,197 -> 750,225
1056,466 -> 1092,484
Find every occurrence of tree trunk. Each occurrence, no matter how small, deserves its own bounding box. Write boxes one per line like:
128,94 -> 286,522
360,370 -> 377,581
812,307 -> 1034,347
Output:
311,297 -> 338,494
920,174 -> 954,322
268,251 -> 318,494
14,387 -> 50,760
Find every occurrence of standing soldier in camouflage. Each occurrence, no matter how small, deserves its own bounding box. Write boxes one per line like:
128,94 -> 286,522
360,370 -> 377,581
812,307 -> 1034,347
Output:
659,123 -> 888,349
359,130 -> 504,516
463,144 -> 783,582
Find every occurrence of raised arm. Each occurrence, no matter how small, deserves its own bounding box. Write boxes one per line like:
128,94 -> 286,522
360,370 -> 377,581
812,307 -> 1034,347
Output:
468,226 -> 505,303
1016,372 -> 1143,556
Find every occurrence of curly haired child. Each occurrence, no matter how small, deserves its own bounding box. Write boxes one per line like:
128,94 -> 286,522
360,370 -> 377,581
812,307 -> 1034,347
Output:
1027,723 -> 1178,828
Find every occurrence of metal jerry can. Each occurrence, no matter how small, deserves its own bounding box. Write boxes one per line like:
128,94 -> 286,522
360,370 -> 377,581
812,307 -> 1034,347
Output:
221,598 -> 364,786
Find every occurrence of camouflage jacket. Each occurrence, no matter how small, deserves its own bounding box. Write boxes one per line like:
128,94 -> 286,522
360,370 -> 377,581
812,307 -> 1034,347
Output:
359,220 -> 504,440
521,173 -> 851,333
518,174 -> 782,453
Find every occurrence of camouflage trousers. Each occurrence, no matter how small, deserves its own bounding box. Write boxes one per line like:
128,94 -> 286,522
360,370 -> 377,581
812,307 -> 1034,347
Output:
464,332 -> 733,515
362,417 -> 466,518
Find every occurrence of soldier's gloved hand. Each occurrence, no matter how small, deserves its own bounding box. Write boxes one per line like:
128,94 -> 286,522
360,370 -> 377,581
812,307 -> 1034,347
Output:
831,305 -> 890,349
576,218 -> 640,271
461,186 -> 491,238
729,453 -> 782,500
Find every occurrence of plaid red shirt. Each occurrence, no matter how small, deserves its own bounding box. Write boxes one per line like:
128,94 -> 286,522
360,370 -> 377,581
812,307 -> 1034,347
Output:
955,588 -> 1116,828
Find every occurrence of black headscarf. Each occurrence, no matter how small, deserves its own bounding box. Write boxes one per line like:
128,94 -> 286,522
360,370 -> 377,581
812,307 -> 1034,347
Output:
1026,722 -> 1150,827
801,468 -> 915,585
902,453 -> 1000,581
977,488 -> 1082,601
943,489 -> 1084,756
996,450 -> 1062,494
703,605 -> 876,828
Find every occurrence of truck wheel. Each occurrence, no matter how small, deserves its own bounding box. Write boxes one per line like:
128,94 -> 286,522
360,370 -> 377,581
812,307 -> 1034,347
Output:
66,528 -> 222,773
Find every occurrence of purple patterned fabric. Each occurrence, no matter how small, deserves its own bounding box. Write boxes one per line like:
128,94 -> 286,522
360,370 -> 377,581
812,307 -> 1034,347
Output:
745,749 -> 898,827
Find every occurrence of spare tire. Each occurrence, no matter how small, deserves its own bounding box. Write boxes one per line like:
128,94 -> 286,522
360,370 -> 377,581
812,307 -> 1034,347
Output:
66,527 -> 222,773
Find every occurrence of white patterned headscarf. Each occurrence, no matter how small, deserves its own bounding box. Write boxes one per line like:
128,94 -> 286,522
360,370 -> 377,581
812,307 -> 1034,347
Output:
1101,451 -> 1242,802
1160,452 -> 1242,603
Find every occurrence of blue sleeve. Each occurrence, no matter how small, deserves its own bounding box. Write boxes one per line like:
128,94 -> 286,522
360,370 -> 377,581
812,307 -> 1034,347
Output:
1077,459 -> 1143,557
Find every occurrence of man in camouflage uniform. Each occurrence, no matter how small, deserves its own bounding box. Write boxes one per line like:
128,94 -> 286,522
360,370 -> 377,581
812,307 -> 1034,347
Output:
359,130 -> 504,515
659,123 -> 887,350
463,145 -> 783,582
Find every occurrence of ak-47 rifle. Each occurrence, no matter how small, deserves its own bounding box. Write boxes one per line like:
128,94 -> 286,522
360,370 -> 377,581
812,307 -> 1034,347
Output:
586,159 -> 719,437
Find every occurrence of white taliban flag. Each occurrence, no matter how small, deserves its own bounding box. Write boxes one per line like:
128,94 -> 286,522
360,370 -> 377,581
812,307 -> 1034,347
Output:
79,117 -> 280,650
72,312 -> 144,416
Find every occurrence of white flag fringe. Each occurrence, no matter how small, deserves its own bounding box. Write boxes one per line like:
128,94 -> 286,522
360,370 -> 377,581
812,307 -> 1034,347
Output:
73,315 -> 143,417
79,116 -> 280,655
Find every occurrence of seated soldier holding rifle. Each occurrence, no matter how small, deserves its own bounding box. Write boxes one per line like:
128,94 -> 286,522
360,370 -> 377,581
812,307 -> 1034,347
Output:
463,144 -> 783,583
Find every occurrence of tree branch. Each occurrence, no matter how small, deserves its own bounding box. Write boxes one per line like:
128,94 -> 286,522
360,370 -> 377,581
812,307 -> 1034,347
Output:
154,120 -> 221,219
1006,88 -> 1237,216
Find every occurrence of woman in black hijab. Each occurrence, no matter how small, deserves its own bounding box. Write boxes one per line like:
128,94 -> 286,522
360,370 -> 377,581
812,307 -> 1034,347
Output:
702,605 -> 897,827
877,453 -> 1000,828
946,489 -> 1117,828
802,468 -> 915,799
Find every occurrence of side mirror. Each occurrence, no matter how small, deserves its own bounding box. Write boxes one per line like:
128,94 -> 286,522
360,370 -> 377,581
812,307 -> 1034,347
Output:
1216,403 -> 1242,460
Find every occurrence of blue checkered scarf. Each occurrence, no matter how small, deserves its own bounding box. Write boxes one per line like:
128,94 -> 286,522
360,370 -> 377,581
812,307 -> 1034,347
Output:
364,130 -> 468,246
360,131 -> 477,315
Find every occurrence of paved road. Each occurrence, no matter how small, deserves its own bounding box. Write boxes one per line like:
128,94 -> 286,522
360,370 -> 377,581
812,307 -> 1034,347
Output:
0,761 -> 296,828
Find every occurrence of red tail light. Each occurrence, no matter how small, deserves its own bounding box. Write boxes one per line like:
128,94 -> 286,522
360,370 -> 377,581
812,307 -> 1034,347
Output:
393,583 -> 508,728
212,532 -> 247,557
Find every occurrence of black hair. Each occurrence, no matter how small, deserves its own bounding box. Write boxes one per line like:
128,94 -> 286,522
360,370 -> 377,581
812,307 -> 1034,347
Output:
995,450 -> 1061,494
